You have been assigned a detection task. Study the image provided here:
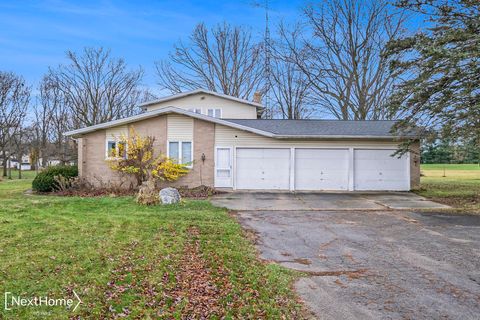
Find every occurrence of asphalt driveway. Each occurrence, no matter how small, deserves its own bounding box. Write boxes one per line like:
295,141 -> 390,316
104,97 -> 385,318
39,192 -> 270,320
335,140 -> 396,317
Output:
212,191 -> 450,211
214,193 -> 480,319
236,210 -> 480,319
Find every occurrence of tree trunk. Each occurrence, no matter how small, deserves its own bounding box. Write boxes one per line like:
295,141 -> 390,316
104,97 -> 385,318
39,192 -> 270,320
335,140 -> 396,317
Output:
7,156 -> 12,179
2,158 -> 6,177
2,148 -> 6,177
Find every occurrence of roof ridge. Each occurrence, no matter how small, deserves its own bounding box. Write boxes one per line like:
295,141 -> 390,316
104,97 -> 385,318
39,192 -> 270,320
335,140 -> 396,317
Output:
137,89 -> 263,109
225,119 -> 399,122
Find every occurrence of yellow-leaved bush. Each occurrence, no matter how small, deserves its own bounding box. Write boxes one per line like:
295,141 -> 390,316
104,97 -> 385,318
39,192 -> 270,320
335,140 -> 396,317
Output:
153,157 -> 190,181
107,127 -> 189,186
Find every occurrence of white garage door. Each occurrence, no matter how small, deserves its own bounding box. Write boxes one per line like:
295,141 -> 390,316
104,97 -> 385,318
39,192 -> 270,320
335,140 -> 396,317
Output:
236,148 -> 290,190
354,149 -> 409,191
295,149 -> 349,190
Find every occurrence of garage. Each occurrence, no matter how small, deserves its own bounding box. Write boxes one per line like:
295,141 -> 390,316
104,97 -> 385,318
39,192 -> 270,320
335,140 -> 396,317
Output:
233,147 -> 411,191
354,149 -> 410,191
236,148 -> 291,190
295,148 -> 349,190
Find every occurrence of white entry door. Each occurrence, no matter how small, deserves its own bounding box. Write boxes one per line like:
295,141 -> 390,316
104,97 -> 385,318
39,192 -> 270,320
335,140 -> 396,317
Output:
354,149 -> 410,191
215,147 -> 232,187
236,148 -> 291,190
295,148 -> 349,190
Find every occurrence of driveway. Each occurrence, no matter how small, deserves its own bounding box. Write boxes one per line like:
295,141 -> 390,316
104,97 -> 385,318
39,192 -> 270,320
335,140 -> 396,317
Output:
213,193 -> 480,319
212,191 -> 450,211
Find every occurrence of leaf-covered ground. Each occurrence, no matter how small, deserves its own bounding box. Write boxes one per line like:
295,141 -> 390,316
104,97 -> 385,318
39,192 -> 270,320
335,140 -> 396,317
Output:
0,175 -> 304,319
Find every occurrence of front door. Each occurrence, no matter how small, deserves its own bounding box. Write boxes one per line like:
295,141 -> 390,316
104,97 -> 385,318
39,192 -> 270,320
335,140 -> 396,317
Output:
215,147 -> 232,187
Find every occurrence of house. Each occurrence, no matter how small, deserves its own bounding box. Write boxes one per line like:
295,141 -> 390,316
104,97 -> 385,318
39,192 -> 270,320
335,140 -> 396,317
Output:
65,89 -> 420,191
0,153 -> 31,171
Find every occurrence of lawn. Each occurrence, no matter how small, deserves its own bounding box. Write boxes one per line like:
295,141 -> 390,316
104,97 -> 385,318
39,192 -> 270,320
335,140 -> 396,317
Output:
0,176 -> 303,319
0,169 -> 38,180
417,164 -> 480,213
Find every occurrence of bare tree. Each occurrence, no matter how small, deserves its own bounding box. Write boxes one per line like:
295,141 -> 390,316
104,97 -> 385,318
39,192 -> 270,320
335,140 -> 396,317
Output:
10,125 -> 33,179
284,0 -> 405,120
33,75 -> 55,168
48,47 -> 146,127
156,23 -> 265,100
50,96 -> 75,165
0,71 -> 29,177
38,74 -> 76,166
269,26 -> 313,119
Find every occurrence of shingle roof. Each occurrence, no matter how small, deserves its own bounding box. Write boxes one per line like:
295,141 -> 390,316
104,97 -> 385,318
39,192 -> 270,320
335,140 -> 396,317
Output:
64,106 -> 418,139
224,119 -> 417,138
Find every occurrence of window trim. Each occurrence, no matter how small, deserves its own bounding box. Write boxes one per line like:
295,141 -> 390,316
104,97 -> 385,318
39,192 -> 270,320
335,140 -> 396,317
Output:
105,140 -> 117,159
105,139 -> 127,160
188,108 -> 202,114
207,108 -> 222,118
167,140 -> 193,168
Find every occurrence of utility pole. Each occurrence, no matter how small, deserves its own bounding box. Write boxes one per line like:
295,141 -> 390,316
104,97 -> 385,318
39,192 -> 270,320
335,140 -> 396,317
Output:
251,0 -> 272,118
264,0 -> 271,118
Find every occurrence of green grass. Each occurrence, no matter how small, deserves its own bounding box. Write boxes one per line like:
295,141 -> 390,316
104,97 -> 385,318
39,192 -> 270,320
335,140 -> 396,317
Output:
0,177 -> 302,319
417,164 -> 480,214
421,163 -> 480,171
0,169 -> 38,180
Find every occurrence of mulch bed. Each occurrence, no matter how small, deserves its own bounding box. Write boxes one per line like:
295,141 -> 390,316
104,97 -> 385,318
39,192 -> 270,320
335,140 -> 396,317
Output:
52,189 -> 136,197
37,185 -> 224,199
177,185 -> 225,199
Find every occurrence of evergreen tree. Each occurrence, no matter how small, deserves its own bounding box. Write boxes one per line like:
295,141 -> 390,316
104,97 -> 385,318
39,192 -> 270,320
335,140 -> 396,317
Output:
387,0 -> 480,144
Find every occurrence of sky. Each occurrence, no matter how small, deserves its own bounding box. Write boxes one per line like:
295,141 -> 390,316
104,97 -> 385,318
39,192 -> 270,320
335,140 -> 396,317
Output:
0,0 -> 304,96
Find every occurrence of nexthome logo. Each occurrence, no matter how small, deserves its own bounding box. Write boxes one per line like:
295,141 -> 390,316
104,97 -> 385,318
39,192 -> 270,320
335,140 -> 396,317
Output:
4,291 -> 82,312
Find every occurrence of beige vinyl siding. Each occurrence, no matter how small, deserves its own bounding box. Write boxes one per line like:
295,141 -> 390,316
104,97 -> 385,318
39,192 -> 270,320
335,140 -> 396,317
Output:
105,125 -> 128,141
167,115 -> 193,140
214,124 -> 402,148
146,93 -> 257,119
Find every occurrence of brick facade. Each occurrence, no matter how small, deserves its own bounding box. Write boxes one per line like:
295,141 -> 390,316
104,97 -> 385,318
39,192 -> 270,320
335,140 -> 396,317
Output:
79,115 -> 215,188
410,140 -> 421,190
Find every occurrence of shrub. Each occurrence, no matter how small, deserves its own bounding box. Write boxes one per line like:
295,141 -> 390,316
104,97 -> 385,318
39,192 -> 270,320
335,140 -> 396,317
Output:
53,176 -> 135,197
107,127 -> 189,186
32,166 -> 78,192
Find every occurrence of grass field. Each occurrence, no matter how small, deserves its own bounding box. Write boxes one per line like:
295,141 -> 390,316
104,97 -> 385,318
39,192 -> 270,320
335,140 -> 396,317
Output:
418,164 -> 480,213
0,176 -> 302,319
0,169 -> 38,180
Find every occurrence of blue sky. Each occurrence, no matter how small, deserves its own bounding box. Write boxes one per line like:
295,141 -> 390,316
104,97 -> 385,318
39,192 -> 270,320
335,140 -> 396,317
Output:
0,0 -> 304,95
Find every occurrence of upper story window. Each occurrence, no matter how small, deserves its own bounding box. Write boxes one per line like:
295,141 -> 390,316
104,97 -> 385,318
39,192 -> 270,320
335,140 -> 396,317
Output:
207,108 -> 222,118
188,108 -> 202,114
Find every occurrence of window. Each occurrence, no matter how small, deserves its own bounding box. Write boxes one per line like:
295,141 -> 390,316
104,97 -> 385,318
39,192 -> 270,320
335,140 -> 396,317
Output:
118,141 -> 127,159
182,142 -> 192,164
207,108 -> 221,118
106,140 -> 127,159
168,141 -> 179,160
168,141 -> 193,167
107,141 -> 116,158
188,108 -> 202,114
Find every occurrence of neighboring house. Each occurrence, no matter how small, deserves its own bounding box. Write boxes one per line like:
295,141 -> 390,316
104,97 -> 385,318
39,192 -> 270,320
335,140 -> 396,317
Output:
1,154 -> 31,170
41,159 -> 75,167
65,89 -> 420,191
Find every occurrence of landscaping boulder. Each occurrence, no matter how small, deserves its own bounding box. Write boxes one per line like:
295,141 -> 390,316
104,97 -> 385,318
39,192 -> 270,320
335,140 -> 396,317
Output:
159,187 -> 181,204
136,180 -> 159,205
